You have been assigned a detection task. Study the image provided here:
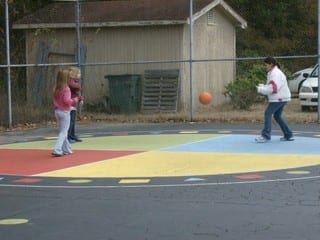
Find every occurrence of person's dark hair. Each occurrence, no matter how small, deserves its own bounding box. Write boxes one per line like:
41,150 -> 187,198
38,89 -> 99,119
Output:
264,57 -> 281,68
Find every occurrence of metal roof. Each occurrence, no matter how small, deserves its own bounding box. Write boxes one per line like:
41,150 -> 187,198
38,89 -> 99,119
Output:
13,0 -> 247,29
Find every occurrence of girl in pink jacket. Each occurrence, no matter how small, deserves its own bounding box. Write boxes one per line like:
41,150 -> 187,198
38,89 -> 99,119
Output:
52,69 -> 79,156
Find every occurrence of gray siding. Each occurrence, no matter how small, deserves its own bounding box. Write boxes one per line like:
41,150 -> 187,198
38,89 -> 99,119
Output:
180,9 -> 236,110
24,9 -> 238,111
81,25 -> 183,104
25,26 -> 183,107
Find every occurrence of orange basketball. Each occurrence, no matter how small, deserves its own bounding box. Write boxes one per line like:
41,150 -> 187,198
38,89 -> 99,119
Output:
199,91 -> 212,105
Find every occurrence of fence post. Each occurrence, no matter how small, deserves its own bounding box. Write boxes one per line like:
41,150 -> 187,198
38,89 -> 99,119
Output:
5,0 -> 12,129
189,0 -> 194,122
318,0 -> 320,123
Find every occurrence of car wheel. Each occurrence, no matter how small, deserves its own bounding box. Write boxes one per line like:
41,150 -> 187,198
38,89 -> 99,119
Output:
298,80 -> 306,93
298,79 -> 306,94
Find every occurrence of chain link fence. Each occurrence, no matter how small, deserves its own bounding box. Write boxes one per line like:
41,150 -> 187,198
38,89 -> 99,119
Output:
0,0 -> 318,128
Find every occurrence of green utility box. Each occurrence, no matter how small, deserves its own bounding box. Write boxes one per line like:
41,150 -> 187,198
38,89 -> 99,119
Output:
105,74 -> 141,114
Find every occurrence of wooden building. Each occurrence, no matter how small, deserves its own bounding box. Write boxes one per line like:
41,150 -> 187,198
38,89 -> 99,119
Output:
13,0 -> 247,112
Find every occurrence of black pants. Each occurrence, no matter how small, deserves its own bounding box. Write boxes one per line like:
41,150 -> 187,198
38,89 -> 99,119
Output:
68,109 -> 77,139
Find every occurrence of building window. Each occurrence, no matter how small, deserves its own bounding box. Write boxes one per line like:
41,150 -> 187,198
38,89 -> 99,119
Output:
207,10 -> 215,25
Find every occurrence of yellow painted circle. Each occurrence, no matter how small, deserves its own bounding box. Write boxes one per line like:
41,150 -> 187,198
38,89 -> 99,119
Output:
0,219 -> 29,225
67,179 -> 92,184
217,131 -> 231,134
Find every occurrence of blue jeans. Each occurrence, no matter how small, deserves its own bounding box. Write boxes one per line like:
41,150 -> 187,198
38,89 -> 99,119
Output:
261,102 -> 292,140
68,109 -> 77,139
53,109 -> 72,154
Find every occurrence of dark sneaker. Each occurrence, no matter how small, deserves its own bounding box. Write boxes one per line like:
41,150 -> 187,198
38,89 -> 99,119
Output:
69,136 -> 82,142
68,138 -> 76,143
280,137 -> 294,141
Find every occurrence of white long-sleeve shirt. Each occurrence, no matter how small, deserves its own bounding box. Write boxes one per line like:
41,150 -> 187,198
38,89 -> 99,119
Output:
258,66 -> 291,102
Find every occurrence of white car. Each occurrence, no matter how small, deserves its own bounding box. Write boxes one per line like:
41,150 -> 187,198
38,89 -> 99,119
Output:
299,65 -> 319,111
288,67 -> 313,94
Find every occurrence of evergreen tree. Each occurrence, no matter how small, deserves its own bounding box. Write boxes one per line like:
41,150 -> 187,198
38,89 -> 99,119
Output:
228,0 -> 317,70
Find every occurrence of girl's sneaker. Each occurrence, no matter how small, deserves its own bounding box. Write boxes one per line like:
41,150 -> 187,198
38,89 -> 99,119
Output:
63,151 -> 73,155
280,137 -> 294,141
52,152 -> 63,157
255,136 -> 269,143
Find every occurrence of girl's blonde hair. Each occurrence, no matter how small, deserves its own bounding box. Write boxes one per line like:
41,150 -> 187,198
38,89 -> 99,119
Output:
68,66 -> 80,79
53,69 -> 69,97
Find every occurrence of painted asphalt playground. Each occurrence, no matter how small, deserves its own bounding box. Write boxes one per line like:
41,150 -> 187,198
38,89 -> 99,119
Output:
0,122 -> 320,240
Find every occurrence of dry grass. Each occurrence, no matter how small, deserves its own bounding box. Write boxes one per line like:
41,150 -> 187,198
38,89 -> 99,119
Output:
0,98 -> 317,133
79,98 -> 318,124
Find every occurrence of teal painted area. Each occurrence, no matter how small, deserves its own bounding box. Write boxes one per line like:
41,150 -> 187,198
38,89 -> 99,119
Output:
163,134 -> 320,155
0,134 -> 220,151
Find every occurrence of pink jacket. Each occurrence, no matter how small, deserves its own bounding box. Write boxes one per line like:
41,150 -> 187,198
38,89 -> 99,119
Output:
53,87 -> 79,112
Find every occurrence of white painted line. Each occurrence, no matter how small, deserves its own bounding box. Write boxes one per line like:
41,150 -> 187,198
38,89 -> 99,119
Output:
184,177 -> 205,182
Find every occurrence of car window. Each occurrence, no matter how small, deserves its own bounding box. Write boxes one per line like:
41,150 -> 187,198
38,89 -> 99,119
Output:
289,73 -> 300,80
310,65 -> 319,77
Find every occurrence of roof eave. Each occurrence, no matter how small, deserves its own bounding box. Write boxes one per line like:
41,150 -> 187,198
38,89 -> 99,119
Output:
12,20 -> 187,30
192,0 -> 247,29
219,0 -> 247,29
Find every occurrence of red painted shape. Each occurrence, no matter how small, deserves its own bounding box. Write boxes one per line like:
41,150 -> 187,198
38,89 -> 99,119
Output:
234,174 -> 265,180
0,149 -> 142,176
